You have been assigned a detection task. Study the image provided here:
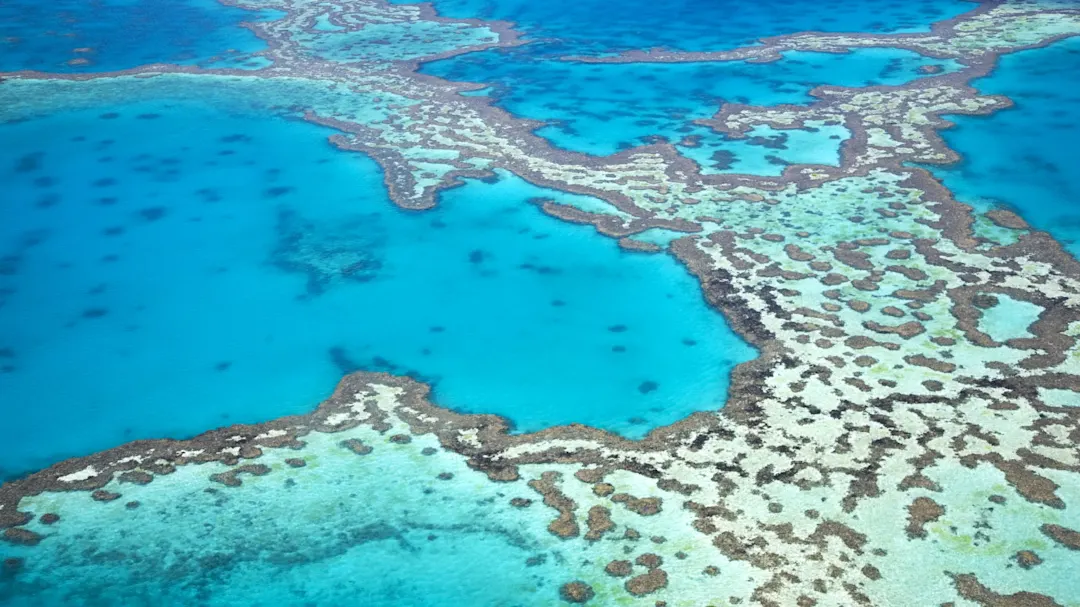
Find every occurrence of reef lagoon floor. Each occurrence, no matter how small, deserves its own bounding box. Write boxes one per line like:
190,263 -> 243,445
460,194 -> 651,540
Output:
1,0 -> 1080,605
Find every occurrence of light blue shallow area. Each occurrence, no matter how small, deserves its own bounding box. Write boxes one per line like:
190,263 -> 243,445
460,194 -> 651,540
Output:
978,294 -> 1041,343
393,0 -> 973,56
424,47 -> 958,161
0,427 -> 578,606
0,0 -> 280,73
0,100 -> 755,478
676,121 -> 851,177
928,37 -> 1080,257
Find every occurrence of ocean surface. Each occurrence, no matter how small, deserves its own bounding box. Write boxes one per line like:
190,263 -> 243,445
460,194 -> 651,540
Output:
0,0 -> 279,72
393,0 -> 973,55
0,99 -> 754,478
929,36 -> 1080,257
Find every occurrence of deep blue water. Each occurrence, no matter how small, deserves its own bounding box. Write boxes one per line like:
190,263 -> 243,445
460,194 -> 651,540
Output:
0,100 -> 754,477
0,0 -> 279,72
393,0 -> 973,56
425,47 -> 958,159
929,37 -> 1080,257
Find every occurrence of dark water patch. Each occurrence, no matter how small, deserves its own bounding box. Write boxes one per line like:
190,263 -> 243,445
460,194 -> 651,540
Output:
638,381 -> 659,394
518,262 -> 560,275
710,150 -> 735,170
196,188 -> 222,203
82,307 -> 108,319
139,207 -> 168,222
264,186 -> 294,198
13,152 -> 43,173
746,133 -> 789,149
0,256 -> 18,276
21,230 -> 48,248
329,346 -> 362,375
34,194 -> 60,209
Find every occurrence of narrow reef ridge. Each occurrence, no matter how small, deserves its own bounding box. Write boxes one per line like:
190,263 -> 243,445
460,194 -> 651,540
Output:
2,0 -> 1080,604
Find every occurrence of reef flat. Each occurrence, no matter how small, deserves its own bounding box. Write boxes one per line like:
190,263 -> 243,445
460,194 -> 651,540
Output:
2,0 -> 1080,605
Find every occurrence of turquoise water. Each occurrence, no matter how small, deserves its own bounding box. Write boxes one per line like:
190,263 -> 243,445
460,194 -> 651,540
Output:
677,122 -> 850,176
393,0 -> 973,56
0,426 -> 581,607
0,100 -> 754,478
424,48 -> 958,159
0,0 -> 278,72
7,1 -> 1077,605
978,294 -> 1042,343
929,37 -> 1080,257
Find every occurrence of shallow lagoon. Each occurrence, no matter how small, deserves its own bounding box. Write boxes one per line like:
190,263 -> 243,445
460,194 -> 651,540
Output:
425,48 -> 958,162
0,100 -> 754,478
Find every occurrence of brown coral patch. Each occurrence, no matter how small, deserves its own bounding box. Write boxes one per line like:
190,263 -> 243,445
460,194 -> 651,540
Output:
559,581 -> 595,604
529,471 -> 579,539
340,438 -> 373,455
611,493 -> 662,516
605,560 -> 633,577
584,505 -> 615,541
951,573 -> 1060,607
209,464 -> 271,488
905,497 -> 944,539
1040,524 -> 1080,550
1013,550 -> 1043,569
2,528 -> 41,546
625,568 -> 668,597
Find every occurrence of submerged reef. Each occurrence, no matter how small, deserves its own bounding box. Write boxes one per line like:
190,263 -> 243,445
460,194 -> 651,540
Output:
2,0 -> 1080,605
